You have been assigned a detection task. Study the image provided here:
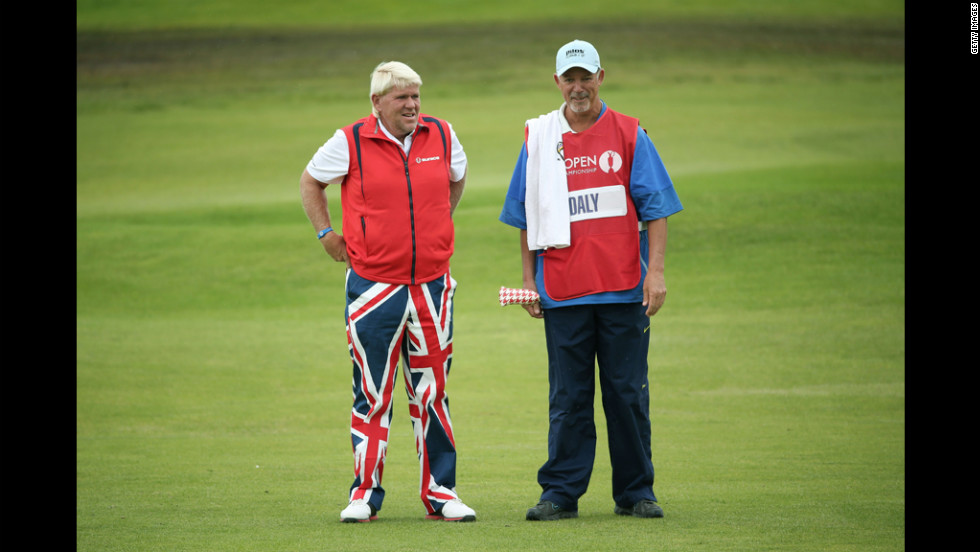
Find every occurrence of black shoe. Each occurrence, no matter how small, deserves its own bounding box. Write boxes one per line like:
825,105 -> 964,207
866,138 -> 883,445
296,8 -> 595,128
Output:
614,500 -> 664,518
526,500 -> 578,521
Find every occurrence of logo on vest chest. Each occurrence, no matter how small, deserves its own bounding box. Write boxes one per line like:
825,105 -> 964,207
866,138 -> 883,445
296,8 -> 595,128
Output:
416,155 -> 441,164
598,150 -> 623,173
558,144 -> 624,176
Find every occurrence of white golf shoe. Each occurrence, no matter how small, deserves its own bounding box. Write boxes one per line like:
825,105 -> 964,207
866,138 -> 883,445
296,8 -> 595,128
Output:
340,499 -> 377,523
426,498 -> 476,522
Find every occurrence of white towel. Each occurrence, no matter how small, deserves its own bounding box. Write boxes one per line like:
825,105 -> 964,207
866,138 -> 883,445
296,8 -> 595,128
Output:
525,106 -> 570,250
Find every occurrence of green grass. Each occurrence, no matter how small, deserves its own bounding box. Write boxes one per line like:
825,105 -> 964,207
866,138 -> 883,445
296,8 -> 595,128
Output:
77,2 -> 904,550
76,0 -> 904,30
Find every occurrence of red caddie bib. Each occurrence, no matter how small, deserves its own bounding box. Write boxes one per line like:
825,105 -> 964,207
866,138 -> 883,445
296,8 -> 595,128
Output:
540,109 -> 641,301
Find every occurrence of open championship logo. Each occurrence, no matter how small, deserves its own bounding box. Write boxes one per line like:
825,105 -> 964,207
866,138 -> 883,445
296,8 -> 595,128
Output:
599,150 -> 623,173
558,144 -> 623,175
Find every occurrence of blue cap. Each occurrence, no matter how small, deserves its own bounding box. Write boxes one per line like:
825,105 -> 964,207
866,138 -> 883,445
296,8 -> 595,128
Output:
556,39 -> 601,75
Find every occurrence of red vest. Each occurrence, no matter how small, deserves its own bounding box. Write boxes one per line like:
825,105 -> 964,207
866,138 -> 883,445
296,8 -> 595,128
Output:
539,109 -> 641,300
341,114 -> 454,285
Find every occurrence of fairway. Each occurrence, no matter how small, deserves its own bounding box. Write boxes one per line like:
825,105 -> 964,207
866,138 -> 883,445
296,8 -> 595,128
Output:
77,2 -> 905,551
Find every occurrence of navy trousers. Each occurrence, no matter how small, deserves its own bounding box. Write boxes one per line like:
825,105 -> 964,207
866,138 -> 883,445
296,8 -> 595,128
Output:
538,302 -> 657,511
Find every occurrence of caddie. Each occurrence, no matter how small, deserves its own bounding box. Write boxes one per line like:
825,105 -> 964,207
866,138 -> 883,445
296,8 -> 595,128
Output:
498,39 -> 683,521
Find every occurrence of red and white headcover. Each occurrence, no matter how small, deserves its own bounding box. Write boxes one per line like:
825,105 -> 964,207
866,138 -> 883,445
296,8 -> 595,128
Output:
499,286 -> 541,306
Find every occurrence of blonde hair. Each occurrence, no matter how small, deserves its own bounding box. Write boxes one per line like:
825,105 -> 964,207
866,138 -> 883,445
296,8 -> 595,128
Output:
370,61 -> 423,116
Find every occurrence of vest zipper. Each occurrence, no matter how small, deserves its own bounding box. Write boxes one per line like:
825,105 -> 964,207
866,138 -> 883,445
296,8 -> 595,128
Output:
401,154 -> 418,285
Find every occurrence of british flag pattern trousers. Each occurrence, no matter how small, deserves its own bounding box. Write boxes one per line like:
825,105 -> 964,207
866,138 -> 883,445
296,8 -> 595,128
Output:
344,268 -> 459,515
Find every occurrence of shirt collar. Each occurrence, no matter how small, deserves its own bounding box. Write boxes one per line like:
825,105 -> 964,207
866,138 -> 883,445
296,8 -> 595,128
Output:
373,115 -> 424,154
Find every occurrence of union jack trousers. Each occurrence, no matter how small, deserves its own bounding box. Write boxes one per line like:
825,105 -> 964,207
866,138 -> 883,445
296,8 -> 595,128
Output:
344,268 -> 460,514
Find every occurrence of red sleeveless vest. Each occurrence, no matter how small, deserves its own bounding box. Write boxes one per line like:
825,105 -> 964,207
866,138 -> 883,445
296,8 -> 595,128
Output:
540,109 -> 641,300
341,114 -> 454,285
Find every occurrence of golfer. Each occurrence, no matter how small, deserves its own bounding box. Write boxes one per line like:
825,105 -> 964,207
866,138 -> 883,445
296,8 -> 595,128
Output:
300,61 -> 475,523
499,39 -> 683,520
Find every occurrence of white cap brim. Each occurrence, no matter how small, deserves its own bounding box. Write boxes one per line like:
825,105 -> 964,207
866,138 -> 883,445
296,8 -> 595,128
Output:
556,61 -> 600,75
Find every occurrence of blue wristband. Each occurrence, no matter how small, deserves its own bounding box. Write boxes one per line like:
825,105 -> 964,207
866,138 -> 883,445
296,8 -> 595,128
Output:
317,227 -> 333,239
